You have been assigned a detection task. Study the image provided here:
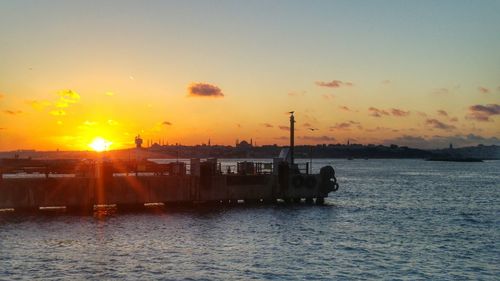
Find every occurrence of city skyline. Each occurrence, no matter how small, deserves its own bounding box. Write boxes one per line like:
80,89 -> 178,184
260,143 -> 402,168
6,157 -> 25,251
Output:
1,0 -> 499,151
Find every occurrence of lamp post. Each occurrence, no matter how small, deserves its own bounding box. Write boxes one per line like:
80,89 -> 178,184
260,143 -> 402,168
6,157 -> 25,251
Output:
308,128 -> 318,174
289,111 -> 295,166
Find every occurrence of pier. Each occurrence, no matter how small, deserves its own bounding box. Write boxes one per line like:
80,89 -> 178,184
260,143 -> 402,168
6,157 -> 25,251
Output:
0,158 -> 338,213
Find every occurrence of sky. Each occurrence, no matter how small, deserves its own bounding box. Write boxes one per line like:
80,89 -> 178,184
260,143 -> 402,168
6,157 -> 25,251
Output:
0,0 -> 499,151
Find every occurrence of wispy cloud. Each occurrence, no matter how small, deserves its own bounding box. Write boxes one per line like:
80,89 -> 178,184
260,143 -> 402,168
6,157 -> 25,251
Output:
279,125 -> 290,131
425,119 -> 456,130
478,86 -> 490,94
368,107 -> 389,117
26,100 -> 51,111
339,105 -> 353,112
322,93 -> 335,100
3,110 -> 22,115
466,104 -> 500,122
382,80 -> 391,84
188,83 -> 224,97
50,110 -> 67,116
391,108 -> 410,117
416,111 -> 428,118
437,110 -> 448,117
106,120 -> 118,126
56,89 -> 80,108
260,123 -> 273,128
162,121 -> 172,126
315,80 -> 353,88
287,91 -> 306,97
330,121 -> 361,130
433,88 -> 449,95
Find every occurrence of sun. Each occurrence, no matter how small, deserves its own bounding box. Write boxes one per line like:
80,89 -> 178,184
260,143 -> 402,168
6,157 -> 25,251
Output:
89,137 -> 112,152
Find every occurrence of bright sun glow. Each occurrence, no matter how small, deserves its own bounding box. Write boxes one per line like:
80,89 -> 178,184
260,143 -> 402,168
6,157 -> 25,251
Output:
89,137 -> 112,152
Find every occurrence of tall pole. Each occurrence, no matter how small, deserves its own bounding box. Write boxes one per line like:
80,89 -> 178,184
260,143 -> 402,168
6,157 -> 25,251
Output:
290,112 -> 295,166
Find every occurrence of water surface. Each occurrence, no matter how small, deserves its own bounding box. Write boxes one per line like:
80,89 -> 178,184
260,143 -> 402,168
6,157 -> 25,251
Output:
1,159 -> 499,280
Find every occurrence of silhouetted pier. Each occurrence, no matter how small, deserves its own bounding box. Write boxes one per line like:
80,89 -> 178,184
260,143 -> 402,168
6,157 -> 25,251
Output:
0,158 -> 338,213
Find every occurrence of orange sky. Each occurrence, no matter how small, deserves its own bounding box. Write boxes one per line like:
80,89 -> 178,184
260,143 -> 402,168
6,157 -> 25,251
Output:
1,1 -> 499,151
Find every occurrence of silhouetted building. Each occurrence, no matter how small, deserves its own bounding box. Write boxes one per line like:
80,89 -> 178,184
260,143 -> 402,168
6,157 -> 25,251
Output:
135,135 -> 143,149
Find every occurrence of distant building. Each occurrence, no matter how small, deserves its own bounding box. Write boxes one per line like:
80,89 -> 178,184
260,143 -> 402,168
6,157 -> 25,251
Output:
135,135 -> 143,149
236,140 -> 253,149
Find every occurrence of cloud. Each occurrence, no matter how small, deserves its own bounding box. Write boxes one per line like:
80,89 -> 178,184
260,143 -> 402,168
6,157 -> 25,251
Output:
383,134 -> 500,149
315,80 -> 353,88
382,80 -> 391,84
478,86 -> 490,94
162,121 -> 172,126
274,136 -> 288,140
322,94 -> 335,100
368,107 -> 389,117
260,123 -> 273,128
58,89 -> 80,101
288,91 -> 306,97
56,89 -> 80,108
433,88 -> 449,95
3,110 -> 22,115
279,125 -> 290,131
303,123 -> 312,128
188,83 -> 224,97
330,121 -> 361,131
107,119 -> 119,126
391,108 -> 410,117
299,135 -> 336,142
416,111 -> 427,117
466,104 -> 500,122
437,110 -> 448,117
50,110 -> 67,116
425,119 -> 456,130
339,105 -> 353,111
26,100 -> 52,110
83,120 -> 97,126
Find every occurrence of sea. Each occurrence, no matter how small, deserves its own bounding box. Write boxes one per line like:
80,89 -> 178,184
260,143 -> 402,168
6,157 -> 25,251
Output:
0,159 -> 499,280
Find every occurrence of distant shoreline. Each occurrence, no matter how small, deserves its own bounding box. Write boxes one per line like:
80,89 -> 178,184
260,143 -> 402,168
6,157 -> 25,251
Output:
1,144 -> 498,160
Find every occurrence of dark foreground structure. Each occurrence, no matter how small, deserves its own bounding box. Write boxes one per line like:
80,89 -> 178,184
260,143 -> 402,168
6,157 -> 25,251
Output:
0,113 -> 339,213
0,158 -> 338,213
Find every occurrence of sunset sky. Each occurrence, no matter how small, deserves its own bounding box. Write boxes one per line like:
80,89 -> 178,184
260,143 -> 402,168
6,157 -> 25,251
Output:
1,0 -> 499,151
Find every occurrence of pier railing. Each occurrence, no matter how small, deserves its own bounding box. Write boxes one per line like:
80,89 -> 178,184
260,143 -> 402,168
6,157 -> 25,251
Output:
0,159 -> 280,178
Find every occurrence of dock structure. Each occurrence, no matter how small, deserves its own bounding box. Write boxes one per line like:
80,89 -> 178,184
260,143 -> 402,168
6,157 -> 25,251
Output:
0,158 -> 338,213
0,113 -> 339,213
